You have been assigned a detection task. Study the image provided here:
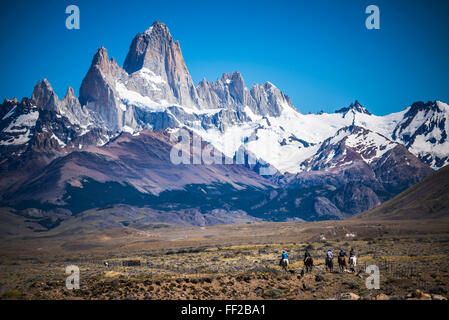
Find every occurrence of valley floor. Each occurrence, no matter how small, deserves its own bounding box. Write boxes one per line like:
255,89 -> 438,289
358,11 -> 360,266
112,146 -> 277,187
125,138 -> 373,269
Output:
0,218 -> 449,300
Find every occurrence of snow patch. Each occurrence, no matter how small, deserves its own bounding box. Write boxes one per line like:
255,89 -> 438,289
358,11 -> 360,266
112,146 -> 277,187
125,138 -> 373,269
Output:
2,106 -> 17,120
3,111 -> 39,133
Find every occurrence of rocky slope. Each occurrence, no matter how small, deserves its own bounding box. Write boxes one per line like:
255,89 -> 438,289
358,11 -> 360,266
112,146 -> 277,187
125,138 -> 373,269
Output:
356,164 -> 449,219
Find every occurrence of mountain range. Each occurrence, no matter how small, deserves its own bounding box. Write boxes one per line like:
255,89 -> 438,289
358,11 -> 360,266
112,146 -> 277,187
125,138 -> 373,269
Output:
1,21 -> 448,230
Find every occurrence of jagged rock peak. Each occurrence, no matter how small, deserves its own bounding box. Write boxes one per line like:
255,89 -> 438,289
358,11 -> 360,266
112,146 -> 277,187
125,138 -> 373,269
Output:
123,21 -> 199,107
79,45 -> 125,111
198,77 -> 208,86
407,100 -> 444,115
336,100 -> 371,115
33,78 -> 54,94
89,46 -> 119,72
335,124 -> 368,136
123,21 -> 181,75
63,86 -> 76,101
222,71 -> 243,82
144,21 -> 172,39
32,78 -> 59,111
93,46 -> 108,63
2,97 -> 19,105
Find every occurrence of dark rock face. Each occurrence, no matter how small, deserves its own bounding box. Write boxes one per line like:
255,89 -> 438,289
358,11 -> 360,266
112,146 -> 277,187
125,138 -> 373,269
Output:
332,183 -> 381,215
393,101 -> 439,141
0,98 -> 37,149
335,100 -> 371,115
0,98 -> 18,120
358,165 -> 449,220
313,197 -> 342,218
372,144 -> 433,195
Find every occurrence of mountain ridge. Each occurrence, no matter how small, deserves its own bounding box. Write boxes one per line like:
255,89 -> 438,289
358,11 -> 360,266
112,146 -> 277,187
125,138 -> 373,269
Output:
0,21 -> 448,226
4,21 -> 446,172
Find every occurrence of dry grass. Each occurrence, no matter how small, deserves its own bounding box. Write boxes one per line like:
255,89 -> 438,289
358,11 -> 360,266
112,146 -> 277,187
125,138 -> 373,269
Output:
0,218 -> 448,300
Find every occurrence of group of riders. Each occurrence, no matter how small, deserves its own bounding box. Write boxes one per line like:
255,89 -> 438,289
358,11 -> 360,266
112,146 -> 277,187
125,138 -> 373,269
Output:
280,247 -> 357,273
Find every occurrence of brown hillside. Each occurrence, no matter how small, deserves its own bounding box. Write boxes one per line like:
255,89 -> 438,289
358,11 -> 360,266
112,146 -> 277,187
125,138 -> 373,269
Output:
355,165 -> 449,219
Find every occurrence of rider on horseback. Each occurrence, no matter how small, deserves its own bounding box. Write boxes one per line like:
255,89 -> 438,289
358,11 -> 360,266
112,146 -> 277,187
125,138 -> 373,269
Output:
279,250 -> 289,269
304,249 -> 311,261
326,249 -> 333,263
282,250 -> 289,263
325,250 -> 333,270
349,248 -> 355,257
348,247 -> 357,270
303,249 -> 313,272
337,248 -> 348,271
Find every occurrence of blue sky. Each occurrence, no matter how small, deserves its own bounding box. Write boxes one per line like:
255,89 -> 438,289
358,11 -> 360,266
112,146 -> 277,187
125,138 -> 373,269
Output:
1,0 -> 448,115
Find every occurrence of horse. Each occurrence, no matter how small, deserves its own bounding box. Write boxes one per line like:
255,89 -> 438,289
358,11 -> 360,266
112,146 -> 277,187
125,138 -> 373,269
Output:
348,256 -> 357,272
279,258 -> 289,272
304,256 -> 313,273
325,257 -> 333,272
338,256 -> 347,272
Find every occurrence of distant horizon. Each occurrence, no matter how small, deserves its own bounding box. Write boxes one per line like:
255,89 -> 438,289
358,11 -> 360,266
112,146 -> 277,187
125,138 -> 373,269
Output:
1,0 -> 449,116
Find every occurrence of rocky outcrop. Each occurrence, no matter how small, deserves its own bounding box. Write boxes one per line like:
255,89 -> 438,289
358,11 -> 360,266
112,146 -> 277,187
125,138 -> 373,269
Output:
79,47 -> 129,131
357,164 -> 449,220
249,82 -> 294,117
0,98 -> 19,120
196,71 -> 295,117
32,79 -> 90,126
123,21 -> 199,108
335,100 -> 371,115
60,86 -> 91,126
372,144 -> 433,195
32,79 -> 59,112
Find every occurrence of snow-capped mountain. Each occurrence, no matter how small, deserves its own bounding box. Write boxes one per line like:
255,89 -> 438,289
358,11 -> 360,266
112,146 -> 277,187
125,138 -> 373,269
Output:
304,125 -> 432,195
392,100 -> 449,168
0,21 -> 447,224
264,125 -> 433,220
77,21 -> 295,135
0,98 -> 40,147
300,125 -> 400,171
4,21 -> 446,174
